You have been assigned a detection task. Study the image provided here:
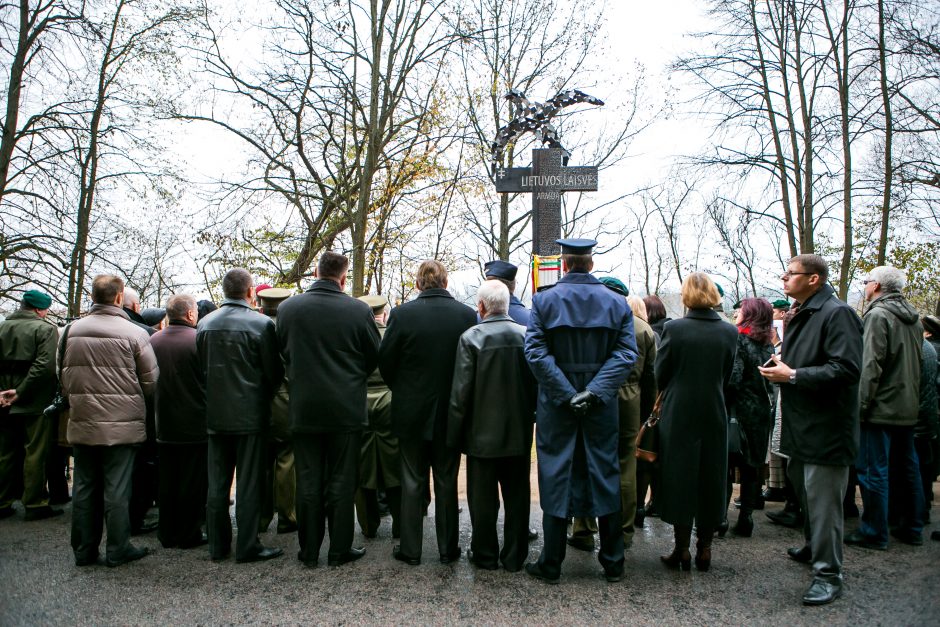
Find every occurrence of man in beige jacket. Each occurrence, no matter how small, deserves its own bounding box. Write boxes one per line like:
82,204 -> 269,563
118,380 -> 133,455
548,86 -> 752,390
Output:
61,275 -> 159,567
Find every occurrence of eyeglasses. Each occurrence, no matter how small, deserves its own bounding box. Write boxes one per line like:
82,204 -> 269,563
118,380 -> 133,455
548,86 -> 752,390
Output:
781,271 -> 815,279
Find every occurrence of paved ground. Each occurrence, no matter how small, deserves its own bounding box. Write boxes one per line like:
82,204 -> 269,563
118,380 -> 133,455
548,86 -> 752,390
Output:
1,463 -> 939,625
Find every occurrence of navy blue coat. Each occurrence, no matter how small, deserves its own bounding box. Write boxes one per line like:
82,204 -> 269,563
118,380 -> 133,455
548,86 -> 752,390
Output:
524,272 -> 638,518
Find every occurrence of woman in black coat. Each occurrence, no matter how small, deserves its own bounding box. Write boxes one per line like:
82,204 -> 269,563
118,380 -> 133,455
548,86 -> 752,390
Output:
726,298 -> 774,537
655,273 -> 738,571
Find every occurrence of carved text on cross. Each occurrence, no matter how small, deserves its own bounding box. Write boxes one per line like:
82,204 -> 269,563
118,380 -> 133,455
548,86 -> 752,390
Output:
494,148 -> 599,255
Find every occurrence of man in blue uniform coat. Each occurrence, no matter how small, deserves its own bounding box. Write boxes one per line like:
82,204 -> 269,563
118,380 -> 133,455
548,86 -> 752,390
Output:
524,239 -> 638,583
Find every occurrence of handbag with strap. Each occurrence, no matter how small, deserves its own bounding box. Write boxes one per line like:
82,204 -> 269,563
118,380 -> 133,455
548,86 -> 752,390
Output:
728,410 -> 747,457
636,391 -> 664,463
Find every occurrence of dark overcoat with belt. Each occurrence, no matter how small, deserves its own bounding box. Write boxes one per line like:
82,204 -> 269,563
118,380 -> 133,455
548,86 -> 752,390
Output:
378,288 -> 478,441
524,272 -> 638,518
276,279 -> 380,433
655,308 -> 738,528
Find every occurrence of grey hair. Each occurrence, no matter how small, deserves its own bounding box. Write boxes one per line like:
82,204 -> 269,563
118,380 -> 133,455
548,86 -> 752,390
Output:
477,279 -> 509,316
867,266 -> 907,293
166,294 -> 197,322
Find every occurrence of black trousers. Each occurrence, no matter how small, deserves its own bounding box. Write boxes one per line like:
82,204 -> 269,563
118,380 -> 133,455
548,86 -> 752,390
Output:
466,454 -> 530,571
356,486 -> 400,538
538,512 -> 624,579
158,442 -> 207,548
129,439 -> 158,531
71,444 -> 137,562
207,433 -> 266,561
294,431 -> 361,565
398,437 -> 461,561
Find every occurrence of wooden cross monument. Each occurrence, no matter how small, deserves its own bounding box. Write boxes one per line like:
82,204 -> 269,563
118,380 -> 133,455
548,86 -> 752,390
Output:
495,148 -> 599,255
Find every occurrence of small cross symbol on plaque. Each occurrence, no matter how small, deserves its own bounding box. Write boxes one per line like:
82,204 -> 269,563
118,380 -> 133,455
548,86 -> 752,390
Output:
494,148 -> 599,255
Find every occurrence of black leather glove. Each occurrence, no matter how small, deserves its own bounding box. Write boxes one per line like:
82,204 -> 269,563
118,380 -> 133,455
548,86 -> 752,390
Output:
569,390 -> 599,416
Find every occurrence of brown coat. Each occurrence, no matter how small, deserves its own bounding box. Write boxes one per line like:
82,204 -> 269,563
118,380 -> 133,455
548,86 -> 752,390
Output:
61,304 -> 159,446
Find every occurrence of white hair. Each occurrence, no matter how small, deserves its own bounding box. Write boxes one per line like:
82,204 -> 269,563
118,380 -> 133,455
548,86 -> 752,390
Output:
867,266 -> 907,293
477,280 -> 509,316
123,287 -> 140,308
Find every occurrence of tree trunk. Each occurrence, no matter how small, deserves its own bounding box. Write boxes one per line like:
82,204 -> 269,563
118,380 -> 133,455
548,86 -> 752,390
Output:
0,1 -> 30,201
876,0 -> 893,265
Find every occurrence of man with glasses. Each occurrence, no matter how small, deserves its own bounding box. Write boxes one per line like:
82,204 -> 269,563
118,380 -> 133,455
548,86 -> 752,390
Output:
759,254 -> 863,606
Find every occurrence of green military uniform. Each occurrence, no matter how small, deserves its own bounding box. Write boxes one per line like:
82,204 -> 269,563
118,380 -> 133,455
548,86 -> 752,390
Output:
256,288 -> 297,534
0,296 -> 59,516
355,295 -> 401,538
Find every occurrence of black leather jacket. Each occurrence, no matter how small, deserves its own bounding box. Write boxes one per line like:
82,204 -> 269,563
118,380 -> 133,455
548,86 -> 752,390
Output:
196,299 -> 283,434
446,315 -> 536,457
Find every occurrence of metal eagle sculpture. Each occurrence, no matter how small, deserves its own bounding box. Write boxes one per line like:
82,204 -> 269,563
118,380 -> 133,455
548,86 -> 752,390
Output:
490,88 -> 604,174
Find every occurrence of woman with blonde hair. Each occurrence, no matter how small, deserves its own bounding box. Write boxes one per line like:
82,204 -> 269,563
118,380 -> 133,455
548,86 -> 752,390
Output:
655,272 -> 738,571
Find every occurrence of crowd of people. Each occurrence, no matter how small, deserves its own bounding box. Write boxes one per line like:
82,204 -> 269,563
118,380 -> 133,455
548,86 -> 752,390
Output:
0,243 -> 938,608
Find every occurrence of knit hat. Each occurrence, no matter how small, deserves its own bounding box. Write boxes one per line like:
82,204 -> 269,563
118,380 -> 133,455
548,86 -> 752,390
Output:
22,290 -> 52,310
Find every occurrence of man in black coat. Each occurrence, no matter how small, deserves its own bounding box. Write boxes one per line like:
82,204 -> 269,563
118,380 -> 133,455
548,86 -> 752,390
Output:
276,252 -> 381,567
149,294 -> 207,549
447,280 -> 536,572
760,254 -> 863,606
197,268 -> 284,563
379,260 -> 477,565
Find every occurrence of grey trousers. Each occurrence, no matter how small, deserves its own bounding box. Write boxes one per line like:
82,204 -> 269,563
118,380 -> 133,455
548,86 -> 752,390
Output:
788,460 -> 848,583
71,444 -> 137,562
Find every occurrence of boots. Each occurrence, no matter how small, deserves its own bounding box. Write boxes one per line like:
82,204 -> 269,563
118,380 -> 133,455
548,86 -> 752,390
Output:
733,511 -> 754,537
661,525 -> 692,571
695,531 -> 713,572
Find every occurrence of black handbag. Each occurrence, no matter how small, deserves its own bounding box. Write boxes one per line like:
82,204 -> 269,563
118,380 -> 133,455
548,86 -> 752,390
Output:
636,392 -> 663,462
43,324 -> 71,420
728,412 -> 747,456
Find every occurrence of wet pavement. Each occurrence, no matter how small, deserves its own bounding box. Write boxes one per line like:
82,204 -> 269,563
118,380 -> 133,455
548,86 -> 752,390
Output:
1,462 -> 938,625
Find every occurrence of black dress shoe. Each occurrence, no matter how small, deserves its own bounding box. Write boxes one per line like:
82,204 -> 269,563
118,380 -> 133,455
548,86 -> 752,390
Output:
802,578 -> 843,606
890,528 -> 924,546
844,530 -> 887,550
439,547 -> 462,564
787,546 -> 812,564
763,487 -> 786,502
328,546 -> 366,567
392,545 -> 420,566
106,546 -> 150,567
566,535 -> 595,552
23,506 -> 64,521
466,549 -> 498,570
75,554 -> 100,567
132,519 -> 159,535
236,547 -> 284,563
0,506 -> 15,520
528,528 -> 539,542
932,530 -> 940,542
276,522 -> 298,535
603,566 -> 624,583
525,562 -> 560,584
766,509 -> 803,529
210,550 -> 231,562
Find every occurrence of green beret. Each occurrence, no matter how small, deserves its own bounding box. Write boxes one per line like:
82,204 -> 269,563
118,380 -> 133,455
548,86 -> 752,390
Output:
714,283 -> 724,298
599,276 -> 629,297
22,289 -> 52,310
771,299 -> 790,309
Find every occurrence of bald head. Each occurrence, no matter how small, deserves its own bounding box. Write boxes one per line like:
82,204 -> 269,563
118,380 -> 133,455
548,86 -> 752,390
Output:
123,287 -> 141,313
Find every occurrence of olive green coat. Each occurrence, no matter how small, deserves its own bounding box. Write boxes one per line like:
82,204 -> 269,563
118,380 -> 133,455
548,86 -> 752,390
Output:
0,310 -> 58,416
